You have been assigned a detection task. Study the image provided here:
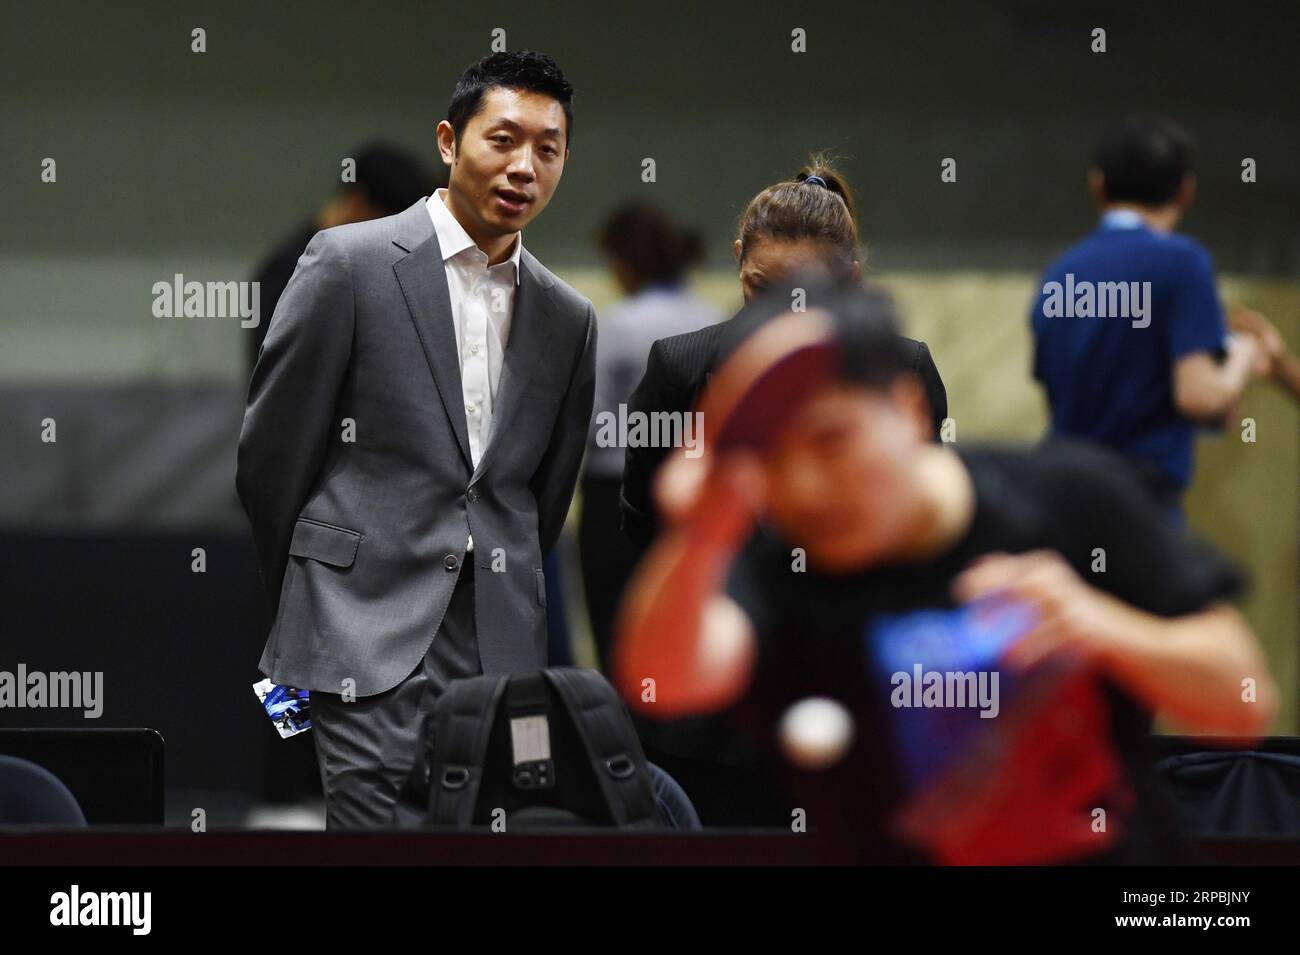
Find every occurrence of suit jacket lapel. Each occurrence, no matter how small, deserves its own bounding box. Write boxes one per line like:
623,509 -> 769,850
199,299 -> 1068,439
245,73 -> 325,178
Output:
391,201 -> 474,473
471,252 -> 550,483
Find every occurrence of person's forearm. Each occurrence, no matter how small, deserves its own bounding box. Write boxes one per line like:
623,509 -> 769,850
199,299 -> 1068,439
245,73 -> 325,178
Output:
1272,351 -> 1300,402
1210,341 -> 1258,413
1090,598 -> 1276,736
611,478 -> 753,713
1179,342 -> 1258,423
614,532 -> 727,694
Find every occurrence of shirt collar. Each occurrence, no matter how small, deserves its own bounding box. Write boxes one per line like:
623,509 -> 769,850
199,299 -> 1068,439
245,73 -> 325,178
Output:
427,188 -> 523,285
1100,208 -> 1147,231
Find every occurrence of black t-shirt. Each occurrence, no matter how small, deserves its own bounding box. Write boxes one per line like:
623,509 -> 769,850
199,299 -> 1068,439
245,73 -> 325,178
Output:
723,439 -> 1245,862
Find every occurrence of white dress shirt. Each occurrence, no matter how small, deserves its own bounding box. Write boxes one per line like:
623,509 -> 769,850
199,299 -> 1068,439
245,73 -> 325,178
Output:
426,188 -> 523,551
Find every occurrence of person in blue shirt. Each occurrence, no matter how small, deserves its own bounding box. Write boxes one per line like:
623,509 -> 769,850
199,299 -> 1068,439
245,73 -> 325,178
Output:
1031,115 -> 1268,525
580,201 -> 722,668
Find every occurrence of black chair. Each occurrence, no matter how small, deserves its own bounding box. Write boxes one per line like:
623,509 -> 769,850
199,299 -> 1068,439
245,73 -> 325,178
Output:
0,755 -> 86,826
0,728 -> 163,825
1151,736 -> 1300,836
645,762 -> 702,830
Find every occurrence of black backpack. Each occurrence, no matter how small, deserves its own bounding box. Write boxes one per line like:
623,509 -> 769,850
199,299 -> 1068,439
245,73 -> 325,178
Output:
394,667 -> 668,830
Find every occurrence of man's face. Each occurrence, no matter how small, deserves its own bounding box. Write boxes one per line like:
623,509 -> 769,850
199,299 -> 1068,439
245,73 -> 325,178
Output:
761,382 -> 928,571
438,86 -> 568,239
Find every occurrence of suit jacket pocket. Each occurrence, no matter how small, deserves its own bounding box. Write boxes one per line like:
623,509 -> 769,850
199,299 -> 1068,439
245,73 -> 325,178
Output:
288,517 -> 361,568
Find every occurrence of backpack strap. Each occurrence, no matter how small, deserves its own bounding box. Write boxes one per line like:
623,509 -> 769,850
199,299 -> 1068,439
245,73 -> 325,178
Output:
427,675 -> 509,827
542,668 -> 664,829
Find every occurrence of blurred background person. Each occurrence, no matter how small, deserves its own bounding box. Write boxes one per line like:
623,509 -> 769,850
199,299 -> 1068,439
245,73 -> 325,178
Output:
246,142 -> 436,378
579,201 -> 721,669
1030,116 -> 1269,528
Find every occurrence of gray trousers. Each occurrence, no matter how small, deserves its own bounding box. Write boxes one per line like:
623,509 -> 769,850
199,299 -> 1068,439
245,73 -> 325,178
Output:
310,562 -> 482,829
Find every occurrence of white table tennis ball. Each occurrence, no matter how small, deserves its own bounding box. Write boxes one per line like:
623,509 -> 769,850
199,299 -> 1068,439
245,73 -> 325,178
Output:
778,697 -> 855,771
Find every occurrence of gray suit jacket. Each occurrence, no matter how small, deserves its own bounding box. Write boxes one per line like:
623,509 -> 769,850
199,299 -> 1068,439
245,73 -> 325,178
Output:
237,198 -> 596,696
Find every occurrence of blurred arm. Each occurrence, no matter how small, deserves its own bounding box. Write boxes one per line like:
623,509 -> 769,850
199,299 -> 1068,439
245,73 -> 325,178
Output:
612,455 -> 761,717
1094,600 -> 1277,737
1173,337 -> 1260,423
1231,304 -> 1300,402
954,551 -> 1277,739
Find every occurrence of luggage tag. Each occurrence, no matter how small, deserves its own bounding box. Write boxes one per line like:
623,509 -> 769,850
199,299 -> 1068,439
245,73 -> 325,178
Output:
510,714 -> 554,789
252,678 -> 312,738
506,675 -> 556,790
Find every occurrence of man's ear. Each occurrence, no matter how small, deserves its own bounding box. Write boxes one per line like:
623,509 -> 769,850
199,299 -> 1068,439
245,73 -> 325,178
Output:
435,120 -> 457,166
733,238 -> 743,265
1087,167 -> 1106,208
1176,172 -> 1197,209
339,191 -> 380,225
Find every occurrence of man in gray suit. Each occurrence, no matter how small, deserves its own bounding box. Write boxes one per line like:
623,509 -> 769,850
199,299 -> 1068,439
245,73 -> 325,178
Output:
237,51 -> 596,829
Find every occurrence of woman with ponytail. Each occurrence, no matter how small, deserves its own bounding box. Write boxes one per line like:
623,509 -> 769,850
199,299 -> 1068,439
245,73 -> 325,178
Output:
622,156 -> 947,548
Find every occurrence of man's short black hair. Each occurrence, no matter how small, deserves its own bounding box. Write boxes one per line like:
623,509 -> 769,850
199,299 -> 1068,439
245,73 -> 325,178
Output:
447,50 -> 574,149
1093,115 -> 1194,206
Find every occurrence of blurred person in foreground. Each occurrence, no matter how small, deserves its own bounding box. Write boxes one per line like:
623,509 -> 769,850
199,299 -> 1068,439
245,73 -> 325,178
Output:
580,201 -> 722,668
615,157 -> 947,827
1031,116 -> 1273,527
613,276 -> 1276,863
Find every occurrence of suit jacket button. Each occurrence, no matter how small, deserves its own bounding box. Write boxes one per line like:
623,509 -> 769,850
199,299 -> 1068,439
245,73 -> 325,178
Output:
444,554 -> 459,571
467,487 -> 478,503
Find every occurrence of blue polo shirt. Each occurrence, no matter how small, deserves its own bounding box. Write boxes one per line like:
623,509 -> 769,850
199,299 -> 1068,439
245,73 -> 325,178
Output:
1031,211 -> 1229,492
